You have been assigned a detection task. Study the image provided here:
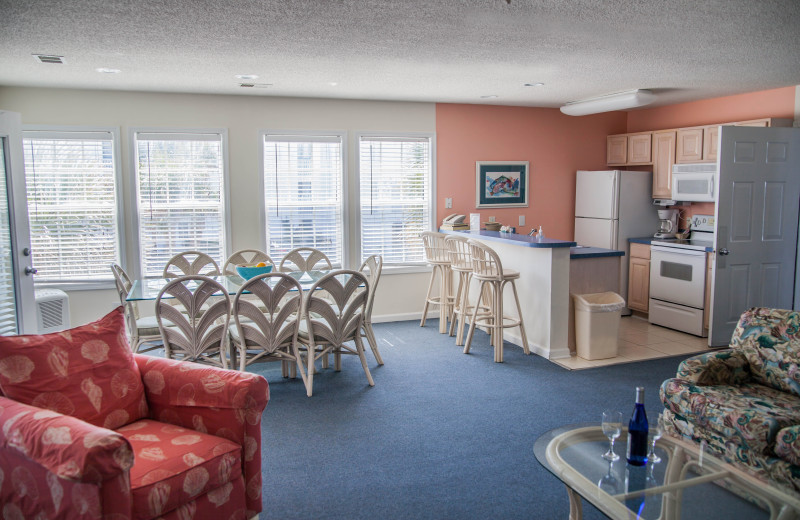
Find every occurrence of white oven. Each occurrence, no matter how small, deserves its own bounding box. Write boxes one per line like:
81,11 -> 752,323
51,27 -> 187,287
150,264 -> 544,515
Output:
671,163 -> 716,202
649,245 -> 707,336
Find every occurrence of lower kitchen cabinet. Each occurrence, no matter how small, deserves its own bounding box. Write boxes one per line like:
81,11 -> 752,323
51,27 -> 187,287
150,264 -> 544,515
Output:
628,243 -> 651,312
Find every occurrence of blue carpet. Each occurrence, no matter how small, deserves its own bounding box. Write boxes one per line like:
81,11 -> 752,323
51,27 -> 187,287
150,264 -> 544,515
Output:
252,319 -> 688,519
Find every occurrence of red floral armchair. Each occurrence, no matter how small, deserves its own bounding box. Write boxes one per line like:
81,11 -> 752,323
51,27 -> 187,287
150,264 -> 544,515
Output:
0,307 -> 269,519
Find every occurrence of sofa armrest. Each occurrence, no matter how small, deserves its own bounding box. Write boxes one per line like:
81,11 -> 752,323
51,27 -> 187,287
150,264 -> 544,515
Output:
776,425 -> 800,466
0,396 -> 133,483
134,355 -> 269,516
675,349 -> 751,385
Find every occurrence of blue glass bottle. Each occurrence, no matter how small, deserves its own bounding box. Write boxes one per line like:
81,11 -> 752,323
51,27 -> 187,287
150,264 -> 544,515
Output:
626,386 -> 649,466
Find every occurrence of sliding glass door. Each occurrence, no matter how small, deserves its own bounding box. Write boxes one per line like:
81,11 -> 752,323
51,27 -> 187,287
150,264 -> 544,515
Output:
0,111 -> 36,335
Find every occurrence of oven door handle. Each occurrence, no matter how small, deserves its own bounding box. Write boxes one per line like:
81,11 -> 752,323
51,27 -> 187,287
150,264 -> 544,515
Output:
651,245 -> 706,256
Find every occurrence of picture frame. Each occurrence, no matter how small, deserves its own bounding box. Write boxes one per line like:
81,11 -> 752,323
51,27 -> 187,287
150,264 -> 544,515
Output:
475,161 -> 529,208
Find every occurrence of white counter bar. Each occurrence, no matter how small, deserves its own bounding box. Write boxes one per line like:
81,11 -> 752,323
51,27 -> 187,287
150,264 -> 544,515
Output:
441,229 -> 577,359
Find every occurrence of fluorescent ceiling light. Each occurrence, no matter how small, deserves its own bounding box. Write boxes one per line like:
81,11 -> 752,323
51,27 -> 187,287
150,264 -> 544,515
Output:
235,74 -> 259,80
96,67 -> 120,74
560,89 -> 656,116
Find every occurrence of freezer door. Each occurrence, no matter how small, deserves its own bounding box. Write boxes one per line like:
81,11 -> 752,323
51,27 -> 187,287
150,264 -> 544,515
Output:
575,170 -> 619,220
574,217 -> 618,249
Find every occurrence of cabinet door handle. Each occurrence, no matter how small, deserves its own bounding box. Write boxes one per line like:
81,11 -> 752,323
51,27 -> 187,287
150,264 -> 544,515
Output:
719,248 -> 730,256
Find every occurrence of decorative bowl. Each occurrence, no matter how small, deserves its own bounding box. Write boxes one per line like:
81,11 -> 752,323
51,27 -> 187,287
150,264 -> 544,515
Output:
484,222 -> 502,231
235,265 -> 273,280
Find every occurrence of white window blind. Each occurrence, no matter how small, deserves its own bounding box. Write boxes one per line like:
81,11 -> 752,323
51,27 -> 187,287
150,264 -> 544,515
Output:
359,135 -> 432,266
22,130 -> 120,283
135,132 -> 226,278
262,134 -> 343,265
0,144 -> 17,334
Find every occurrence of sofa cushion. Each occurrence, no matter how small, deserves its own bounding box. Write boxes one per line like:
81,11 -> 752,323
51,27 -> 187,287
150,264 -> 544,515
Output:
0,307 -> 148,430
661,378 -> 800,456
118,419 -> 242,520
729,307 -> 800,396
775,425 -> 800,467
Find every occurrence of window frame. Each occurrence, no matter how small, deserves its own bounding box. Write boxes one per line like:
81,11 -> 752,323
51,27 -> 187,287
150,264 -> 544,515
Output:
128,127 -> 232,280
259,129 -> 349,268
21,125 -> 125,290
354,131 -> 436,274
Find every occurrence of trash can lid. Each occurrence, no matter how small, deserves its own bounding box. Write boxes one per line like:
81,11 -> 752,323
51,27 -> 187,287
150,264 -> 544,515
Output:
572,291 -> 626,312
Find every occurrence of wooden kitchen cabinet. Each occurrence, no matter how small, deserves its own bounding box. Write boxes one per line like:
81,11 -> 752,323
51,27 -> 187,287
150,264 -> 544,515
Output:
628,243 -> 651,313
703,125 -> 720,162
676,127 -> 704,163
651,131 -> 676,199
607,135 -> 627,165
628,133 -> 652,164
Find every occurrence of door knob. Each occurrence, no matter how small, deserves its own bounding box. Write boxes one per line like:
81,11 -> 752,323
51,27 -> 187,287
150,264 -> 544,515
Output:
719,248 -> 730,256
24,266 -> 38,275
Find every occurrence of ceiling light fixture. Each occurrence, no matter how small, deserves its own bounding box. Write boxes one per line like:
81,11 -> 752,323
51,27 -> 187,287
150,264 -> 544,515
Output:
524,82 -> 544,87
559,89 -> 656,116
480,95 -> 498,99
96,67 -> 120,74
235,74 -> 259,80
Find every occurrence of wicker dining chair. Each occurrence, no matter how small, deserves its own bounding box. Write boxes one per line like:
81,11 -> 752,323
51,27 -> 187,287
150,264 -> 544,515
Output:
162,250 -> 221,279
110,263 -> 163,353
358,254 -> 384,365
223,249 -> 275,276
278,247 -> 332,273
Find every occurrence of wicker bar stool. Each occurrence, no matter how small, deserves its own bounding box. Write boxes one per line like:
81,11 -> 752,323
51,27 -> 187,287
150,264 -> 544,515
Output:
445,235 -> 490,346
420,231 -> 453,334
463,239 -> 530,362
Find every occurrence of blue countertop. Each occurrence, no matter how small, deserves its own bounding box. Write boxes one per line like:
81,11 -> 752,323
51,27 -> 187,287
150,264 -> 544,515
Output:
569,246 -> 625,259
440,229 -> 576,248
629,236 -> 659,245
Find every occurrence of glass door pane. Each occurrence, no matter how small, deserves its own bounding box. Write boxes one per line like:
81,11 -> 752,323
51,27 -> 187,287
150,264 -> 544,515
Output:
0,140 -> 19,334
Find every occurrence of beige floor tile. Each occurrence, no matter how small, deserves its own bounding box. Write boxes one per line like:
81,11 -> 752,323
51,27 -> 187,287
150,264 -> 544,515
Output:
617,341 -> 669,361
647,342 -> 708,356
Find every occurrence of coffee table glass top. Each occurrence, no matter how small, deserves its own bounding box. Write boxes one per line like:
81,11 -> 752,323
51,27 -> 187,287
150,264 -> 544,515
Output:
534,424 -> 778,520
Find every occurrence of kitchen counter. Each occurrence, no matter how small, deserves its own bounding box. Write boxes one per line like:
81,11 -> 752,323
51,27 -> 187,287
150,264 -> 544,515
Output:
569,246 -> 624,259
440,229 -> 575,248
630,236 -> 714,252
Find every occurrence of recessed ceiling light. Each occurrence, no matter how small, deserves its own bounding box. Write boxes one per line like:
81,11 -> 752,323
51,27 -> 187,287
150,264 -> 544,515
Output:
96,67 -> 120,74
524,82 -> 545,87
480,95 -> 498,99
329,82 -> 338,87
235,74 -> 259,80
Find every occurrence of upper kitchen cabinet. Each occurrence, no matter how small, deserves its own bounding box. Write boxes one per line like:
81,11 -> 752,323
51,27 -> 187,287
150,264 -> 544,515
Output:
676,127 -> 704,163
703,125 -> 720,163
652,131 -> 676,199
735,118 -> 793,127
607,132 -> 652,166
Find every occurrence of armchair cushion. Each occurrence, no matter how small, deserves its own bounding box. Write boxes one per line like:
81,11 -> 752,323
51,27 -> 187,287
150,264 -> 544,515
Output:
775,425 -> 800,466
118,419 -> 242,519
675,349 -> 751,385
0,307 -> 148,430
729,307 -> 800,396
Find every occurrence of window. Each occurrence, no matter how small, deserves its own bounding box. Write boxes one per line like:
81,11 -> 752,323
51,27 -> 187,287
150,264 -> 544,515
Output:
261,133 -> 344,265
134,130 -> 228,278
358,134 -> 433,266
22,129 -> 122,283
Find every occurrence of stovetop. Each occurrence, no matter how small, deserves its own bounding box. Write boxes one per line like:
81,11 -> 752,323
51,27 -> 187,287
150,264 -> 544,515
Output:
651,214 -> 715,252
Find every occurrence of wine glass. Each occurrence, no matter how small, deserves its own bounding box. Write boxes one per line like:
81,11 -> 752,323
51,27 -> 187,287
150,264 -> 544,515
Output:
597,459 -> 620,495
601,410 -> 623,461
647,413 -> 664,463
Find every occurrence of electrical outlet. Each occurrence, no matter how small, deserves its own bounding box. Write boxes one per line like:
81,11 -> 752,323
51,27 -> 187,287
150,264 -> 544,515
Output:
519,215 -> 525,226
488,216 -> 496,222
445,197 -> 452,209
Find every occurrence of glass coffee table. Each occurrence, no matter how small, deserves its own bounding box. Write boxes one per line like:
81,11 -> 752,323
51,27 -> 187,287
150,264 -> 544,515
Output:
534,424 -> 800,520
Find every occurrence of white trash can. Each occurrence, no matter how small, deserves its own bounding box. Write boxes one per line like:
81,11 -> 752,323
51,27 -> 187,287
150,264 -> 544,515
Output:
573,292 -> 626,360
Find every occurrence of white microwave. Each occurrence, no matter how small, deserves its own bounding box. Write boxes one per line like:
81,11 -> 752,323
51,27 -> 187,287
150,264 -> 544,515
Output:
671,163 -> 716,202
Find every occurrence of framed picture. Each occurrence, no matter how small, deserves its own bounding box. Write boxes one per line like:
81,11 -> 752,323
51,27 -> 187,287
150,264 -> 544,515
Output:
475,161 -> 529,208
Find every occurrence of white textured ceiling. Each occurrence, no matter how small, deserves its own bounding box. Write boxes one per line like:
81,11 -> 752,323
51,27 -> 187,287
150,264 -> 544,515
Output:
1,0 -> 799,109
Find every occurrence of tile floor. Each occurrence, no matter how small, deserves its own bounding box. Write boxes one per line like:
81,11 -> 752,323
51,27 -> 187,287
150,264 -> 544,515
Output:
552,315 -> 714,370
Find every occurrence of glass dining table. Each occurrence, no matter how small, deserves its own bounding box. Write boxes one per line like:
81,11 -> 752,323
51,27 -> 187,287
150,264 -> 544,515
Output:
126,270 -> 342,301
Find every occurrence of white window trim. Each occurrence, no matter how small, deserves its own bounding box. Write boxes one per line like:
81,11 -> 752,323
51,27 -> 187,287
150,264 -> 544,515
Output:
22,124 -> 125,290
258,129 -> 349,267
353,131 -> 436,272
128,127 -> 232,280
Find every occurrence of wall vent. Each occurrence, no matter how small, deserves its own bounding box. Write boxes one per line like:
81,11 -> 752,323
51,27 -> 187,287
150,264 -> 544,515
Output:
239,83 -> 272,88
33,54 -> 65,64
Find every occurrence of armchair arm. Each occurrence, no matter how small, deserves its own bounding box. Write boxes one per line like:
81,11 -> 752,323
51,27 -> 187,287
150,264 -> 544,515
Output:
0,396 -> 133,483
675,349 -> 751,385
134,355 -> 269,516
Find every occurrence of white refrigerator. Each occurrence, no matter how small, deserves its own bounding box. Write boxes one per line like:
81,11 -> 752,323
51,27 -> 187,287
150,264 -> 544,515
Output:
574,170 -> 659,311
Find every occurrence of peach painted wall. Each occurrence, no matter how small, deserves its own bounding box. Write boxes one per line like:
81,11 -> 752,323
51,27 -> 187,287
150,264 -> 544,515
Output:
626,86 -> 796,133
627,86 -> 797,224
435,104 -> 626,239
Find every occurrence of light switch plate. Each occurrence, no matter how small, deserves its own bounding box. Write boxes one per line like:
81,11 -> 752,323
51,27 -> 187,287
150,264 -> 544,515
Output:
445,197 -> 452,209
518,215 -> 525,226
488,216 -> 496,222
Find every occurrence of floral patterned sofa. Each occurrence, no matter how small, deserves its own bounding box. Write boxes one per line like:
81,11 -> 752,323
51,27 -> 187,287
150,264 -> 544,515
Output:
660,307 -> 800,498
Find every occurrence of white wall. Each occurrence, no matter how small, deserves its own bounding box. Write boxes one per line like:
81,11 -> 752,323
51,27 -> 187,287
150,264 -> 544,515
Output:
0,87 -> 436,326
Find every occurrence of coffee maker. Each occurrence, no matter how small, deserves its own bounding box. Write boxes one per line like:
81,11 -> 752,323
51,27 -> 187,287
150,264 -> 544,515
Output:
654,209 -> 678,239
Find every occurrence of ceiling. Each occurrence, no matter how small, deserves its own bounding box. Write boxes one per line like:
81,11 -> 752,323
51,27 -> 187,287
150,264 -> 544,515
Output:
2,0 -> 800,110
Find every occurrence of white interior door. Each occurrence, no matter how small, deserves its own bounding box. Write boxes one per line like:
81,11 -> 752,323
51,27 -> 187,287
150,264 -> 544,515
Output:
0,111 -> 36,335
710,126 -> 800,346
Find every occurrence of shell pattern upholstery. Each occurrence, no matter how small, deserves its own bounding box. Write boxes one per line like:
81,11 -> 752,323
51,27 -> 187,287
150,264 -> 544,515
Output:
278,247 -> 332,273
232,273 -> 305,374
304,271 -> 368,348
162,251 -> 221,279
156,275 -> 230,369
223,249 -> 275,276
